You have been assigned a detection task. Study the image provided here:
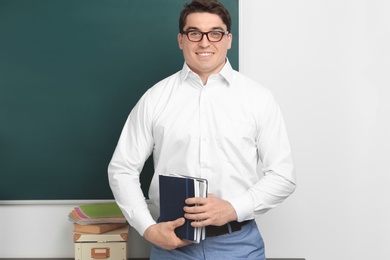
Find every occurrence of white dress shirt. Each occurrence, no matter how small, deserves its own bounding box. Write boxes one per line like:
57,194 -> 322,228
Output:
108,60 -> 296,236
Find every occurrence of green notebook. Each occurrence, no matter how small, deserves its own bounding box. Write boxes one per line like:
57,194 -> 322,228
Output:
79,202 -> 124,218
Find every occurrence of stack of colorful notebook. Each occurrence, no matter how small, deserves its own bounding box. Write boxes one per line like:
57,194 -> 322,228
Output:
69,202 -> 127,234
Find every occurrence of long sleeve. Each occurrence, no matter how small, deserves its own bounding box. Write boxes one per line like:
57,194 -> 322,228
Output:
229,90 -> 296,222
108,90 -> 156,235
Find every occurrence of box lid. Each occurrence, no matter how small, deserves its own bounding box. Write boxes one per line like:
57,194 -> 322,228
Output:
74,225 -> 129,243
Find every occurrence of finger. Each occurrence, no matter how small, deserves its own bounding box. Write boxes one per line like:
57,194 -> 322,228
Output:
184,212 -> 208,221
183,205 -> 195,213
183,204 -> 206,214
191,219 -> 211,227
177,240 -> 192,248
185,197 -> 207,205
171,217 -> 186,228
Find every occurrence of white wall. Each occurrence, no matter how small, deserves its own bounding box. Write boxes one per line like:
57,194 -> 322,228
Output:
240,0 -> 390,260
1,0 -> 390,259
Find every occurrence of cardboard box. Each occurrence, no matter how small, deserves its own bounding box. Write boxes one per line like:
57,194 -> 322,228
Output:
74,225 -> 128,260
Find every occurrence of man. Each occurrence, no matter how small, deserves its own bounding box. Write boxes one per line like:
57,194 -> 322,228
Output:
108,0 -> 296,259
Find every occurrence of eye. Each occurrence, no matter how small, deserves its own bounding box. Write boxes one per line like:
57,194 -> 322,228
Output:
188,31 -> 201,37
210,31 -> 222,37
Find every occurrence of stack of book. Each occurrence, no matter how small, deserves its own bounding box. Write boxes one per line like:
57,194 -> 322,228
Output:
159,174 -> 208,243
69,202 -> 127,234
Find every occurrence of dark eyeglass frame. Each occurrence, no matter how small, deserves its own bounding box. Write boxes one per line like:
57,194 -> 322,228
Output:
182,30 -> 229,42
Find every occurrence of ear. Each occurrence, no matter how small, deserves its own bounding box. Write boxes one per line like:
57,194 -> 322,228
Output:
227,33 -> 232,50
178,33 -> 183,50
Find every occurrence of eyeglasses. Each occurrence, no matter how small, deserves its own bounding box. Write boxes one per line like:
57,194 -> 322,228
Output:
182,30 -> 229,42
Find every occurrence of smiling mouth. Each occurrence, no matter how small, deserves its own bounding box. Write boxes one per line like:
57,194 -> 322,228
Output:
196,52 -> 213,57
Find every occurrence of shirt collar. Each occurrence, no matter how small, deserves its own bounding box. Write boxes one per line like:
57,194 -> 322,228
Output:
179,58 -> 234,86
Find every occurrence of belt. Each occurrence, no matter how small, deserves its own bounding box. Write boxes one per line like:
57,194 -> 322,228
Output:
206,220 -> 251,237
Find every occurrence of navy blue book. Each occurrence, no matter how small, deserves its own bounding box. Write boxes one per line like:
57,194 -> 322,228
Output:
159,175 -> 207,243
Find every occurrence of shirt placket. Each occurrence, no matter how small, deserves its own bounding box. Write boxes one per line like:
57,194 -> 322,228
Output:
199,87 -> 210,178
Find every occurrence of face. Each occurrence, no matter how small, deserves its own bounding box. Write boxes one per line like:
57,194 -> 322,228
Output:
178,12 -> 232,82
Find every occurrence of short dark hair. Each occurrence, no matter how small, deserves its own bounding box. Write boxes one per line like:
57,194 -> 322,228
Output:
179,0 -> 232,33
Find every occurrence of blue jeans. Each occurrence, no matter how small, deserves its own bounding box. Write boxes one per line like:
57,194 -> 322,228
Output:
150,220 -> 265,260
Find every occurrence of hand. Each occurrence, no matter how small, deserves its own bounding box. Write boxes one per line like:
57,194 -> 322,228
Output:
143,217 -> 192,250
184,194 -> 238,227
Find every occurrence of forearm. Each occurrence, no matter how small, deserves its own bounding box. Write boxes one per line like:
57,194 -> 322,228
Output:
108,166 -> 156,235
229,170 -> 296,221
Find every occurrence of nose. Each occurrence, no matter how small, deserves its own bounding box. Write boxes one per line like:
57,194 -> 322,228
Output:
198,34 -> 211,47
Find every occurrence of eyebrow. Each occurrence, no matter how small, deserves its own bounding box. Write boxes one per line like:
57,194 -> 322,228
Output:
185,26 -> 226,31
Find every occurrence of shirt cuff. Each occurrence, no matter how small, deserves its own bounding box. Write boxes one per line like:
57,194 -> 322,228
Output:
228,192 -> 254,222
131,210 -> 157,236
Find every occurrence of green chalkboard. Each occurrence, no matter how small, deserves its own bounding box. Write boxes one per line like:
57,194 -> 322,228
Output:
0,0 -> 238,200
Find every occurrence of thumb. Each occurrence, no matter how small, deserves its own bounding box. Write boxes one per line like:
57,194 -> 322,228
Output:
171,217 -> 186,228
